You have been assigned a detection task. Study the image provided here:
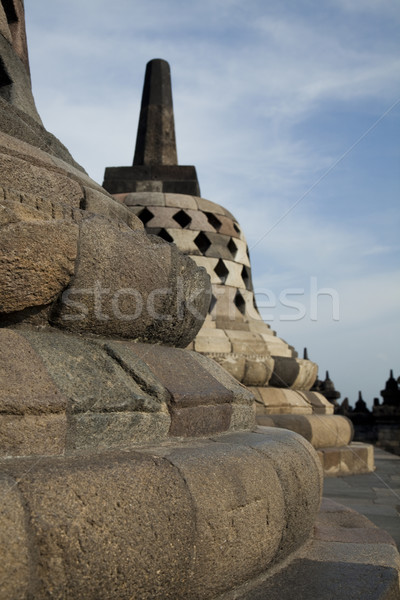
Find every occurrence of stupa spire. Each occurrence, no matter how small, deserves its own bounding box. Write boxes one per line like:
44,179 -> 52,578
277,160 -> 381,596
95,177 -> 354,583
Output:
103,58 -> 200,196
133,59 -> 178,166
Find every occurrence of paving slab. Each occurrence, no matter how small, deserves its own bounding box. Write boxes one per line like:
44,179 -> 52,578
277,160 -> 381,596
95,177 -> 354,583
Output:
323,448 -> 400,548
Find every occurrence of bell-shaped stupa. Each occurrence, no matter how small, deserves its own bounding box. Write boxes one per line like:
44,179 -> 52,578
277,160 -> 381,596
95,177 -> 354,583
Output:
103,59 -> 373,475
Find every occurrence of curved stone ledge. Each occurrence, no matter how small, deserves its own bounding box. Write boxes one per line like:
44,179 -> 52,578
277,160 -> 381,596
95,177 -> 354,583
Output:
257,414 -> 353,449
0,428 -> 322,600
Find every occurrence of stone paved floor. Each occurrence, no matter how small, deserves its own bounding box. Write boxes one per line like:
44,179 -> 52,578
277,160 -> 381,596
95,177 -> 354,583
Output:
323,447 -> 400,548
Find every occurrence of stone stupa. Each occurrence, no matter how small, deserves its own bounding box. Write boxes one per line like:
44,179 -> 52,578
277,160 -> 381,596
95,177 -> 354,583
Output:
103,58 -> 373,476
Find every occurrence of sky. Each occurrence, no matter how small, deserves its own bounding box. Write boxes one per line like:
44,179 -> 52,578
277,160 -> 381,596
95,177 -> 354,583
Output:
24,0 -> 400,408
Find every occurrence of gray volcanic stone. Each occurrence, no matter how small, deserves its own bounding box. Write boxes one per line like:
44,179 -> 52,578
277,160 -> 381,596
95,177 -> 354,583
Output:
52,216 -> 211,346
0,219 -> 78,313
0,474 -> 30,599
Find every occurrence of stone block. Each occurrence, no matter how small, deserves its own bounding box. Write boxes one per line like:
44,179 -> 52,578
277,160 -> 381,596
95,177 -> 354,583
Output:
0,5 -> 12,44
191,351 -> 255,408
82,186 -> 144,230
243,356 -> 274,387
52,218 -> 210,346
223,260 -> 247,288
254,388 -> 312,414
196,196 -> 232,216
291,358 -> 318,390
127,344 -> 233,408
299,391 -> 334,414
219,427 -> 323,564
194,328 -> 232,354
260,334 -> 292,357
0,475 -> 30,600
0,329 -> 67,415
0,452 -> 195,599
0,219 -> 78,313
164,193 -> 198,209
169,404 -> 232,437
210,352 -> 247,382
225,329 -> 268,355
0,413 -> 66,457
269,356 -> 300,387
68,411 -> 171,451
262,414 -> 353,449
158,439 -> 286,598
20,330 -> 164,415
0,151 -> 83,207
123,191 -> 166,206
232,238 -> 251,266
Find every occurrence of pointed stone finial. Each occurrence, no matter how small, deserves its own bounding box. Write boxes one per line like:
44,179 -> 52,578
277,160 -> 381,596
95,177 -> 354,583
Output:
103,59 -> 200,196
303,347 -> 308,360
133,59 -> 178,166
325,371 -> 330,380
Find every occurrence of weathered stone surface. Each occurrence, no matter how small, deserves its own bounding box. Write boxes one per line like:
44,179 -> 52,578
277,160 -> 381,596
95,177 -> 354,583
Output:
0,329 -> 67,414
127,344 -> 235,435
169,404 -> 232,437
68,411 -> 170,452
291,358 -> 318,390
263,414 -> 353,449
0,219 -> 78,313
0,474 -> 30,600
222,427 -> 323,563
52,217 -> 210,345
0,414 -> 66,457
254,387 -> 312,414
153,440 -> 286,599
82,186 -> 144,230
19,330 -> 163,415
211,352 -> 247,382
243,356 -> 274,387
0,150 -> 84,206
0,452 -> 195,599
192,351 -> 255,408
269,356 -> 300,388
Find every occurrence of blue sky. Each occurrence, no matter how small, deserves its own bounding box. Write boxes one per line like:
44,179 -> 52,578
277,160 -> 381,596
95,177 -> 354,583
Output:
24,0 -> 400,407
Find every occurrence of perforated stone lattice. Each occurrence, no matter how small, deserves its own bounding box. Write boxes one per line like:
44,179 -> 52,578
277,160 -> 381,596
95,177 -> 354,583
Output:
194,232 -> 212,255
173,209 -> 192,228
138,207 -> 154,226
121,195 -> 257,320
205,212 -> 222,231
214,259 -> 229,284
227,238 -> 238,259
234,290 -> 246,315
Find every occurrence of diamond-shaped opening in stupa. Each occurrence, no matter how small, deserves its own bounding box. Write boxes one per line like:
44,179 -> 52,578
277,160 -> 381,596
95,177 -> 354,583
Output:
234,290 -> 246,315
205,212 -> 222,231
233,222 -> 241,234
158,228 -> 174,243
241,265 -> 251,291
194,232 -> 211,255
208,294 -> 217,314
138,207 -> 154,226
173,209 -> 192,228
214,259 -> 229,284
227,237 -> 238,258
